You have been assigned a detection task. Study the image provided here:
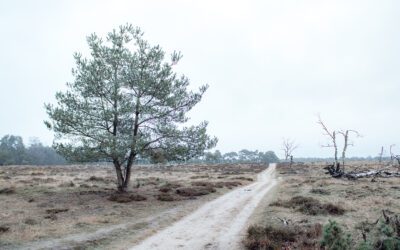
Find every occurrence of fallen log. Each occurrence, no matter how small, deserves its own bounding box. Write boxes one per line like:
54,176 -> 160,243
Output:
324,165 -> 400,180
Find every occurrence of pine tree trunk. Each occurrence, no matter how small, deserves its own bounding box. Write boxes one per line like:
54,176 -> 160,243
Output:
122,163 -> 132,190
113,159 -> 126,192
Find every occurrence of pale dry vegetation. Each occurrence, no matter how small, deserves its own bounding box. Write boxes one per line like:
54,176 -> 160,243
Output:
246,162 -> 400,249
0,163 -> 264,249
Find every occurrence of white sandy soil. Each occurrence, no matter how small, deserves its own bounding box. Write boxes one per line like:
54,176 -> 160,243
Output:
131,164 -> 277,250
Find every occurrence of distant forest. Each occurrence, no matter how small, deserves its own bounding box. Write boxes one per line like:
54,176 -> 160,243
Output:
0,134 -> 281,166
0,135 -> 66,165
1,134 -> 384,166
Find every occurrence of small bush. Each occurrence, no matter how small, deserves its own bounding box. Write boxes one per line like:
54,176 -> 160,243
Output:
58,181 -> 75,187
310,188 -> 331,195
320,220 -> 352,250
46,208 -> 69,214
158,182 -> 181,193
88,176 -> 106,182
244,225 -> 297,249
190,175 -> 209,179
0,187 -> 15,195
0,225 -> 10,233
157,193 -> 175,201
221,181 -> 242,188
356,241 -> 374,250
176,186 -> 216,197
31,172 -> 45,176
191,181 -> 214,188
244,224 -> 322,250
44,214 -> 57,220
159,186 -> 171,193
107,193 -> 147,203
232,176 -> 254,181
271,196 -> 345,216
24,218 -> 38,225
33,177 -> 56,183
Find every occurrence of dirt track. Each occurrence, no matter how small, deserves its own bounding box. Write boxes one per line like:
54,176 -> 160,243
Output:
131,164 -> 277,250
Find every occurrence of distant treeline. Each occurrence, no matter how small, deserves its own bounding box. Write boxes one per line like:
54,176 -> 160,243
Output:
0,135 -> 66,166
186,149 -> 280,164
292,156 -> 393,163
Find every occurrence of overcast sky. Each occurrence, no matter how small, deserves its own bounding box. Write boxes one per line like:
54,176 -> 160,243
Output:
1,0 -> 399,158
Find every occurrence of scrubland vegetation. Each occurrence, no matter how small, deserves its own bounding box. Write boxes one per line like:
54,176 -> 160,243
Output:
0,163 -> 264,249
245,162 -> 400,250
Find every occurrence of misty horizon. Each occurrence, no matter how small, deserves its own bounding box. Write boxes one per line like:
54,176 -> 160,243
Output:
1,1 -> 400,159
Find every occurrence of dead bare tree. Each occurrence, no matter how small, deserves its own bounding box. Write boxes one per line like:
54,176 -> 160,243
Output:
317,116 -> 340,171
338,129 -> 361,172
281,138 -> 298,161
389,144 -> 400,167
390,144 -> 395,162
378,146 -> 385,164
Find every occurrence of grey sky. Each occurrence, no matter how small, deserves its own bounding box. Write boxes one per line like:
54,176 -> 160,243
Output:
1,0 -> 399,158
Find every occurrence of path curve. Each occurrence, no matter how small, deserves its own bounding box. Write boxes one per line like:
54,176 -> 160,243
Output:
131,164 -> 277,250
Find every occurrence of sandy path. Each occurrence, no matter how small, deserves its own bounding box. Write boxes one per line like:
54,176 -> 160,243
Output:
131,164 -> 277,250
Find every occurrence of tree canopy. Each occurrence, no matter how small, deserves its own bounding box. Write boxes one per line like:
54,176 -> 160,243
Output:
45,24 -> 217,191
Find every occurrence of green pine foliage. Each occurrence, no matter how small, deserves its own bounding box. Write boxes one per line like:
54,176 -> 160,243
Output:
321,220 -> 352,250
45,24 -> 217,191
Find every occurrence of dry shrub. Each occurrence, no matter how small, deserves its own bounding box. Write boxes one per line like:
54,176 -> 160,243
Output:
244,224 -> 322,250
190,175 -> 209,179
88,176 -> 107,182
244,225 -> 297,249
159,182 -> 181,192
221,181 -> 242,188
191,181 -> 214,188
30,172 -> 44,176
232,176 -> 254,181
136,177 -> 162,186
58,181 -> 75,187
176,186 -> 216,197
32,177 -> 56,183
107,193 -> 147,203
44,214 -> 57,220
271,196 -> 345,216
310,188 -> 330,195
24,218 -> 38,225
46,208 -> 69,214
0,225 -> 10,234
323,203 -> 345,215
190,181 -> 242,189
159,186 -> 172,193
0,187 -> 16,194
157,193 -> 175,201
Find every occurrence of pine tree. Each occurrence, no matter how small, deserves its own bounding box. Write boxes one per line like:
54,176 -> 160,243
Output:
45,24 -> 217,192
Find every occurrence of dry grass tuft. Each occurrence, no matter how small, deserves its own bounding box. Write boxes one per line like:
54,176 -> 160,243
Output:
271,196 -> 345,216
88,176 -> 107,182
176,186 -> 216,197
46,208 -> 69,214
244,225 -> 297,249
157,193 -> 175,201
0,225 -> 10,234
190,175 -> 209,179
310,188 -> 330,195
107,193 -> 147,203
58,181 -> 75,188
0,187 -> 16,194
232,176 -> 254,181
244,224 -> 322,250
24,218 -> 38,225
